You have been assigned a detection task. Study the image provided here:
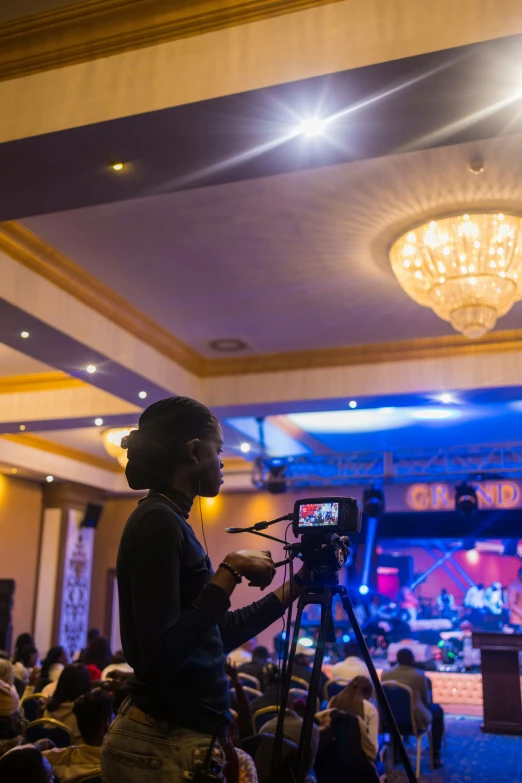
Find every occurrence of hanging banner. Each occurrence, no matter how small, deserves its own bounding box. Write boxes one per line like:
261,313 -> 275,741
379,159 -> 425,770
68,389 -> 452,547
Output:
58,509 -> 94,657
405,480 -> 521,511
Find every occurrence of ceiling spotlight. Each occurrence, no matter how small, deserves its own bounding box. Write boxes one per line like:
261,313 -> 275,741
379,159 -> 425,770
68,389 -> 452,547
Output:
439,393 -> 453,404
348,400 -> 358,409
46,475 -> 54,483
86,365 -> 97,374
20,331 -> 29,339
138,391 -> 147,400
363,487 -> 385,517
240,442 -> 251,454
94,418 -> 103,426
456,481 -> 478,517
359,584 -> 370,595
111,162 -> 124,171
19,425 -> 26,431
298,117 -> 328,137
11,468 -> 17,474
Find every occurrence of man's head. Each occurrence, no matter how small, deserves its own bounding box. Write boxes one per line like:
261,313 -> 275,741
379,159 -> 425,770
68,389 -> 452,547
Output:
87,628 -> 100,644
0,745 -> 54,783
73,689 -> 114,746
251,646 -> 269,663
397,648 -> 415,667
124,397 -> 224,498
441,588 -> 447,595
343,641 -> 361,661
477,583 -> 484,591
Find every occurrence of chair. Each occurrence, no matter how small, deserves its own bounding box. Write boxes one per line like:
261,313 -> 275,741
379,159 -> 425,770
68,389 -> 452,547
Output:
252,705 -> 280,734
25,718 -> 73,748
324,678 -> 350,702
230,685 -> 262,706
237,672 -> 261,691
290,675 -> 309,690
21,693 -> 47,722
240,733 -> 298,783
381,681 -> 433,778
288,688 -> 320,712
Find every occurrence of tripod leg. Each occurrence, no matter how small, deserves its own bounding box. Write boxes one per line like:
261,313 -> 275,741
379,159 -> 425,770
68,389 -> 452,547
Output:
296,592 -> 332,783
339,589 -> 418,783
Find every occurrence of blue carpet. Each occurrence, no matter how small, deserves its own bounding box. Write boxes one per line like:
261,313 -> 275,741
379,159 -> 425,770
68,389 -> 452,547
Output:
391,715 -> 522,782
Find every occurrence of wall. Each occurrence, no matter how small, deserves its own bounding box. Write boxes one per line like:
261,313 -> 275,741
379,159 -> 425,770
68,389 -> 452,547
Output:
90,490 -> 325,650
0,475 -> 42,649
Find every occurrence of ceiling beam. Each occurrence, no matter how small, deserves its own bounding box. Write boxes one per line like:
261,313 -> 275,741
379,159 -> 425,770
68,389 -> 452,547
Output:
0,371 -> 84,393
1,433 -> 122,473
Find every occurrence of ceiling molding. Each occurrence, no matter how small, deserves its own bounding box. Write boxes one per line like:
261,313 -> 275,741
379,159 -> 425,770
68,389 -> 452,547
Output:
0,0 -> 343,82
0,371 -> 85,394
0,221 -> 203,375
1,432 -> 123,473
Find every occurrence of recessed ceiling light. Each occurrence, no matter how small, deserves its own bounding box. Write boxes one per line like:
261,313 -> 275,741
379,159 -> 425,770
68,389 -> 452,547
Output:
439,393 -> 454,404
209,338 -> 249,353
19,425 -> 26,431
11,468 -> 17,474
111,162 -> 124,171
20,331 -> 29,338
86,365 -> 97,374
138,391 -> 147,399
297,117 -> 328,137
348,400 -> 358,409
240,442 -> 251,454
94,418 -> 103,426
46,475 -> 54,483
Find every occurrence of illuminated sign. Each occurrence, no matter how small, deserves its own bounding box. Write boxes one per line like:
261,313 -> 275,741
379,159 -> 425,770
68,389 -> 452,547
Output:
405,481 -> 521,511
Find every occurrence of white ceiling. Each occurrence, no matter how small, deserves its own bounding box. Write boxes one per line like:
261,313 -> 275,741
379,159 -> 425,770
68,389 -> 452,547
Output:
23,134 -> 522,357
0,343 -> 55,376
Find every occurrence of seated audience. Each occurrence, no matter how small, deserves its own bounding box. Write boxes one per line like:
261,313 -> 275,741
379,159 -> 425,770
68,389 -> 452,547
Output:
328,676 -> 378,760
43,688 -> 113,781
101,650 -> 133,682
291,652 -> 328,691
258,697 -> 319,778
330,642 -> 370,682
43,664 -> 91,743
0,744 -> 54,782
75,628 -> 100,663
228,638 -> 258,668
250,664 -> 283,713
34,647 -> 68,696
12,645 -> 38,685
386,637 -> 434,669
11,633 -> 35,660
315,709 -> 380,783
0,669 -> 23,757
83,637 -> 111,674
382,648 -> 444,768
228,716 -> 258,783
238,646 -> 269,687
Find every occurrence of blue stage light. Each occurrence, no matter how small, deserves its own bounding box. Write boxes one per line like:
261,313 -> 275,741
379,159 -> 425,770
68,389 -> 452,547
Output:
298,636 -> 314,647
359,585 -> 369,595
342,634 -> 350,643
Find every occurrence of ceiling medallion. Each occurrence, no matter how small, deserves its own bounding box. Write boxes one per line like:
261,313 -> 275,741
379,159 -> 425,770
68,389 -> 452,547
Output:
102,427 -> 136,468
390,212 -> 522,338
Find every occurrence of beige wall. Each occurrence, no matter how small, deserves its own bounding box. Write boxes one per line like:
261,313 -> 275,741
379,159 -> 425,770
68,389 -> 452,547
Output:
0,475 -> 42,650
90,490 -> 321,650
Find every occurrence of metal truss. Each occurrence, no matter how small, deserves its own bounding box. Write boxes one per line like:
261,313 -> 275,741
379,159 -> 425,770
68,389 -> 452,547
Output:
252,443 -> 522,487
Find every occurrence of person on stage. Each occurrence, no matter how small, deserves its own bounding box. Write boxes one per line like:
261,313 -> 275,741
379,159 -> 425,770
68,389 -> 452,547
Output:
435,588 -> 456,617
484,582 -> 504,616
101,396 -> 305,782
507,567 -> 522,631
397,585 -> 419,623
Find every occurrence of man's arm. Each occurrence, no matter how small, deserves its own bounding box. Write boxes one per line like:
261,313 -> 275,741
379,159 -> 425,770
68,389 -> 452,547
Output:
418,673 -> 430,707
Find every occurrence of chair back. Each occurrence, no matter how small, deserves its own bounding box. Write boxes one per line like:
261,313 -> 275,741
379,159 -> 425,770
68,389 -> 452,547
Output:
25,718 -> 72,748
241,733 -> 298,783
241,686 -> 263,702
237,672 -> 261,691
252,705 -> 280,733
290,675 -> 309,690
381,681 -> 416,735
324,678 -> 349,702
21,694 -> 47,722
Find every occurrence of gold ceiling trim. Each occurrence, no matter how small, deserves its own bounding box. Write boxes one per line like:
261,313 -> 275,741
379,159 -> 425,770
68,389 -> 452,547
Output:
3,221 -> 522,380
0,222 -> 203,375
1,432 -> 123,473
0,0 -> 344,82
0,371 -> 85,393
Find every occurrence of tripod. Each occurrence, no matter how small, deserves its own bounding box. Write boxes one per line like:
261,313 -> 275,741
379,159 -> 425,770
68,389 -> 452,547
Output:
272,572 -> 418,783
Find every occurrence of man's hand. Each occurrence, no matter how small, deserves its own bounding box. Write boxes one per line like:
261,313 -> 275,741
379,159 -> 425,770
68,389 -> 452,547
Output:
224,660 -> 239,685
225,550 -> 276,590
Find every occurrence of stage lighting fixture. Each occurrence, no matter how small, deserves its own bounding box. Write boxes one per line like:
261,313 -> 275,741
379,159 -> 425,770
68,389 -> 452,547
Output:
297,117 -> 328,137
359,584 -> 369,595
363,487 -> 385,517
455,481 -> 478,517
266,457 -> 287,494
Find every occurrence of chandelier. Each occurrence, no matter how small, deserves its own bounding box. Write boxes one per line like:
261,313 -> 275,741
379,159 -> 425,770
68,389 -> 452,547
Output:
390,212 -> 522,338
102,427 -> 136,468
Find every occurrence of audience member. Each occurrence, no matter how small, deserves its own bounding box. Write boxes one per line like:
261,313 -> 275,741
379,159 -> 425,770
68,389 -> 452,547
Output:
382,648 -> 444,768
228,638 -> 258,668
0,744 -> 54,782
237,646 -> 269,687
0,674 -> 23,757
12,645 -> 38,685
291,651 -> 328,692
43,664 -> 91,743
250,664 -> 283,712
227,716 -> 258,783
85,664 -> 103,682
75,629 -> 100,663
330,642 -> 370,682
101,650 -> 133,682
12,633 -> 35,658
83,637 -> 111,673
43,688 -> 113,781
258,696 -> 319,777
328,675 -> 378,760
315,709 -> 380,783
34,647 -> 68,696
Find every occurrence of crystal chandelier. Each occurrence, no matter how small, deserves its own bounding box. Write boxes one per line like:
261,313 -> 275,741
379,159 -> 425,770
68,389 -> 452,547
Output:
102,427 -> 135,468
390,212 -> 522,338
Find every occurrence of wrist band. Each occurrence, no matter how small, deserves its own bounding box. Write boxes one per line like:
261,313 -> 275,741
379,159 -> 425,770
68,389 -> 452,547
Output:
220,561 -> 242,584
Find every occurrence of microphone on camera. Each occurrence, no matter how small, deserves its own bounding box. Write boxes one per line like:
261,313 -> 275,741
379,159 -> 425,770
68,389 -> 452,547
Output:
225,527 -> 245,533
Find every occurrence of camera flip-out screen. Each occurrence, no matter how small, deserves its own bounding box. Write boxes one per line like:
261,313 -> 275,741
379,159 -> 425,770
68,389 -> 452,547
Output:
293,496 -> 362,536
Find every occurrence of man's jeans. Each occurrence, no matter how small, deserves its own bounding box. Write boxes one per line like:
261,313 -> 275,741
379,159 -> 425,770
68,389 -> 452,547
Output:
101,698 -> 226,782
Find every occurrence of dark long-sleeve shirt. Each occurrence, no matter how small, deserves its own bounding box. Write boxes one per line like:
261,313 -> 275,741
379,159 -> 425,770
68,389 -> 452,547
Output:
117,491 -> 284,735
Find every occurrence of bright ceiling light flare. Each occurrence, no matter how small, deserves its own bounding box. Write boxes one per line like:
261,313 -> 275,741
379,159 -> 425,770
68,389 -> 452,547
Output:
94,418 -> 103,426
390,212 -> 522,338
348,400 -> 358,409
86,365 -> 97,374
102,427 -> 136,468
438,393 -> 454,404
111,162 -> 124,171
240,442 -> 251,454
297,117 -> 329,137
411,408 -> 460,420
138,391 -> 147,400
46,475 -> 54,483
20,331 -> 29,338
